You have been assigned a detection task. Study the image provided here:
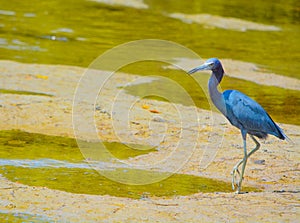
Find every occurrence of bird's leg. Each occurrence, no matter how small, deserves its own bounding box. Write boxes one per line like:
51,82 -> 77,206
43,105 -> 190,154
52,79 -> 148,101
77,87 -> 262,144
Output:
231,135 -> 261,193
236,138 -> 248,193
231,160 -> 242,190
248,135 -> 260,158
231,130 -> 248,193
231,139 -> 247,192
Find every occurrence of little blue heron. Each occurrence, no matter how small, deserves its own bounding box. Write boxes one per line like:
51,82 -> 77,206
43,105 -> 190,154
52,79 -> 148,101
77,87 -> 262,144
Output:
188,58 -> 288,193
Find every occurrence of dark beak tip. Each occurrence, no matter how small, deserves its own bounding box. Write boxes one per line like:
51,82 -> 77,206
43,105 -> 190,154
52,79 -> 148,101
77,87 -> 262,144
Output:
187,68 -> 197,75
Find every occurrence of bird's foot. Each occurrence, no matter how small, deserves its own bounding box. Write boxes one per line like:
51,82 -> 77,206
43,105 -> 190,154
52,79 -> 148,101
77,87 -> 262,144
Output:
231,166 -> 241,190
234,190 -> 248,194
234,190 -> 241,194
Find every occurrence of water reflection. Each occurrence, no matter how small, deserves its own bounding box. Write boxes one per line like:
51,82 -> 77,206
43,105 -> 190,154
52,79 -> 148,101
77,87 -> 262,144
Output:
51,27 -> 74,33
0,158 -> 124,170
41,35 -> 69,42
0,210 -> 55,223
0,9 -> 15,16
0,37 -> 47,52
23,12 -> 36,18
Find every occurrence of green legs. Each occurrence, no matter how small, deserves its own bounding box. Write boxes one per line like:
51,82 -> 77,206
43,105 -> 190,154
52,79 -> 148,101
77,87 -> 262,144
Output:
231,134 -> 260,193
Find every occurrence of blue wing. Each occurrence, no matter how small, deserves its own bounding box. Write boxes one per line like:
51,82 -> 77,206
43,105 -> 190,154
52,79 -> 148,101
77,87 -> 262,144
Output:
222,90 -> 285,139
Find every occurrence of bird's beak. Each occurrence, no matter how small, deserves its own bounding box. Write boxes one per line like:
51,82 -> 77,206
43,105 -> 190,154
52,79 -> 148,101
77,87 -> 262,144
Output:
188,62 -> 213,74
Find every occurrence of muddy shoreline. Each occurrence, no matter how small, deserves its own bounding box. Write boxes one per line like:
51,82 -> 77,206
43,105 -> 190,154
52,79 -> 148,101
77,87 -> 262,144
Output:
0,60 -> 299,222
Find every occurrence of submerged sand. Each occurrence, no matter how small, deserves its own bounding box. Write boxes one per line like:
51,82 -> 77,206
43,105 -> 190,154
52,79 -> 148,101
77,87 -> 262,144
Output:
0,60 -> 299,222
168,13 -> 281,32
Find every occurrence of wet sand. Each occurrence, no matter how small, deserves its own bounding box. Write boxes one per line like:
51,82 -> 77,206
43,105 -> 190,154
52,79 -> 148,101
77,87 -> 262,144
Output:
0,60 -> 299,222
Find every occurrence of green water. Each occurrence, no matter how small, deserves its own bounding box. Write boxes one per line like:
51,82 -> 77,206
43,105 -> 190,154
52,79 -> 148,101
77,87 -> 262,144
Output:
0,211 -> 54,223
0,0 -> 299,126
0,89 -> 53,97
0,0 -> 299,78
2,166 -> 255,199
0,130 -> 156,161
0,130 -> 258,198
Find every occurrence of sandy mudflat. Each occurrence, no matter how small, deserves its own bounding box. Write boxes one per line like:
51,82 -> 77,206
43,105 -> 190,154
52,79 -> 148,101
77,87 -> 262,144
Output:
0,60 -> 299,222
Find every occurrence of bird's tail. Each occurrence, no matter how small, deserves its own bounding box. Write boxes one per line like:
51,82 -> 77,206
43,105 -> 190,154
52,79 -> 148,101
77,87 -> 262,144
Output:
282,132 -> 293,144
275,123 -> 293,144
266,113 -> 292,143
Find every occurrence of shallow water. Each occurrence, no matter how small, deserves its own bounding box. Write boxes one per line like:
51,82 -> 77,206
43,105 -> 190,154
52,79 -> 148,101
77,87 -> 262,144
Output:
0,0 -> 298,77
0,211 -> 55,223
0,130 -> 258,198
3,165 -> 250,198
0,88 -> 53,97
0,130 -> 155,161
0,0 -> 299,126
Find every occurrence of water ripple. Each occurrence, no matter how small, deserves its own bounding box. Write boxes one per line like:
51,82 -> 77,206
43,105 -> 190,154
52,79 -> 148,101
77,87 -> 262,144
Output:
0,9 -> 15,16
0,158 -> 131,170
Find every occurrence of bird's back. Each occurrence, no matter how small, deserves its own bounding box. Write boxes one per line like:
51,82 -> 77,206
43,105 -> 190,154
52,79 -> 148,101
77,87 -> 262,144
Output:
222,90 -> 286,140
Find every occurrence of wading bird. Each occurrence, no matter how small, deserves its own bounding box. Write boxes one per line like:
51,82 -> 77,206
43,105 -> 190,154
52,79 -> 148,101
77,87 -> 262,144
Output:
188,58 -> 288,193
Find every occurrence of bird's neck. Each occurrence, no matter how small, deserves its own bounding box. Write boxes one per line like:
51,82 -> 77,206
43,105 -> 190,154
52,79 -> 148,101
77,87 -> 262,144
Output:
208,69 -> 226,115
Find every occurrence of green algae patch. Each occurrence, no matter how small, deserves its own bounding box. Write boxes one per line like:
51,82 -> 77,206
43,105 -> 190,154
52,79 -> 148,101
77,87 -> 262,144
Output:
0,130 -> 82,162
1,0 -> 299,79
0,89 -> 53,97
0,130 -> 156,161
0,166 -> 258,199
111,142 -> 156,159
0,130 -> 259,198
0,211 -> 54,223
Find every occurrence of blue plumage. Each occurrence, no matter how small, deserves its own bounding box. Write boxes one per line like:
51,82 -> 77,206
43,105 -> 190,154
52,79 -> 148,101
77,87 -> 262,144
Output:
188,58 -> 287,193
223,89 -> 285,140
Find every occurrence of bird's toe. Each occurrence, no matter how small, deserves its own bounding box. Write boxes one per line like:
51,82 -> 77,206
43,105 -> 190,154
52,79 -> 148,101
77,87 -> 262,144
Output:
231,167 -> 241,190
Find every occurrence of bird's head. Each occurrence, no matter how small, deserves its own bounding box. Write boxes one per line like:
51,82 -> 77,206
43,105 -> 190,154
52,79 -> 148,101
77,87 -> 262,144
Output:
188,58 -> 222,74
